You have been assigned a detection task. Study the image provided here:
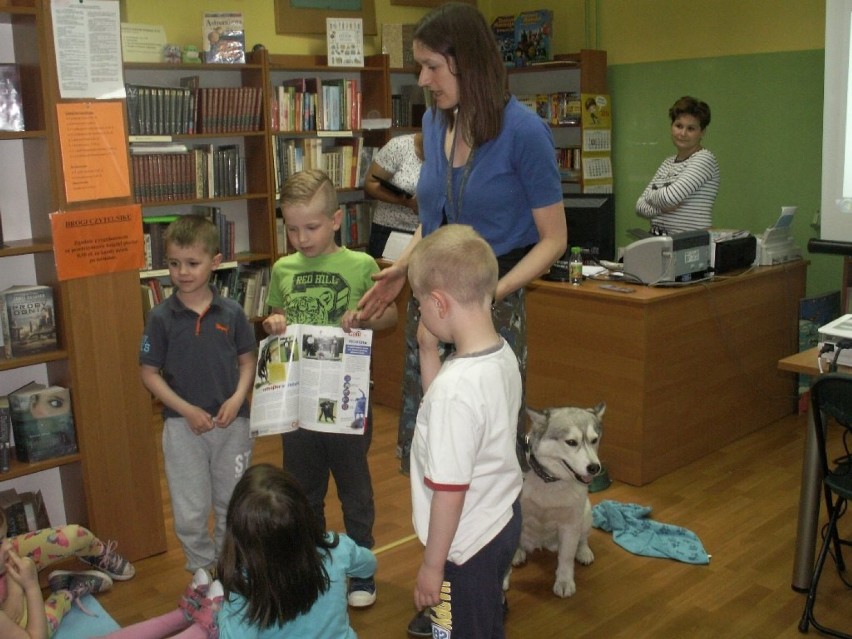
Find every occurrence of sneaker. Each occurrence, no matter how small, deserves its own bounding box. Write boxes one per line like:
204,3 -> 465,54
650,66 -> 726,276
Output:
407,608 -> 433,637
81,540 -> 135,581
347,576 -> 377,607
48,569 -> 113,613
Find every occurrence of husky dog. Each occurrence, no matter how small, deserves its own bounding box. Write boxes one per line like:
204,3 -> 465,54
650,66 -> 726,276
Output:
506,403 -> 605,598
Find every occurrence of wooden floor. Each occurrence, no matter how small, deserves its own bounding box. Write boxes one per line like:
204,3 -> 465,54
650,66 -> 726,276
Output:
91,405 -> 851,638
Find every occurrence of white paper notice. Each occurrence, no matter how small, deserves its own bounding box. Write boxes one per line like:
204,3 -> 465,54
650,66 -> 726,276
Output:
51,0 -> 125,99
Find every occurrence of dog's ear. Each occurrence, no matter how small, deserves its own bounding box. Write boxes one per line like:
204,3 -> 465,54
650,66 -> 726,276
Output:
591,402 -> 606,420
526,407 -> 548,432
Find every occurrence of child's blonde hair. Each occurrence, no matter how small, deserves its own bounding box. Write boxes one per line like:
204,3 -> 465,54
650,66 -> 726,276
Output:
281,169 -> 339,218
164,214 -> 220,256
408,224 -> 497,305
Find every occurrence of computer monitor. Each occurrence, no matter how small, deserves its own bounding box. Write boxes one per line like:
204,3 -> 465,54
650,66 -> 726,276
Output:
563,194 -> 615,261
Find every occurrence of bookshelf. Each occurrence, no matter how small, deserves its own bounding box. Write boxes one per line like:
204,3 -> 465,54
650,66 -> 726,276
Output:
267,53 -> 390,253
0,0 -> 165,561
506,49 -> 609,194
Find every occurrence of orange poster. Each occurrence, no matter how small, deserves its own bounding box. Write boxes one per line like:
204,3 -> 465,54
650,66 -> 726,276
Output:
51,205 -> 145,281
56,101 -> 131,203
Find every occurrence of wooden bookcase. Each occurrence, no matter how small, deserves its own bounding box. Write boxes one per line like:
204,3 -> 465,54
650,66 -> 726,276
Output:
506,49 -> 609,194
0,0 -> 165,561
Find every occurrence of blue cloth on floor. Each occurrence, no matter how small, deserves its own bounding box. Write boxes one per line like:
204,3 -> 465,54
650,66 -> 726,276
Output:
592,499 -> 710,565
53,594 -> 120,639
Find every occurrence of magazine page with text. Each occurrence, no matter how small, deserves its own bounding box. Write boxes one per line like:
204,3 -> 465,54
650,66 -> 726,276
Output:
250,324 -> 372,436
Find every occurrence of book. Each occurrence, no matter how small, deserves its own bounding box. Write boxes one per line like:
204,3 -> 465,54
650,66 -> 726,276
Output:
0,64 -> 24,132
326,17 -> 364,68
0,396 -> 11,473
8,383 -> 78,463
0,285 -> 58,359
0,489 -> 28,536
250,325 -> 373,437
514,10 -> 553,66
491,15 -> 517,68
202,12 -> 245,64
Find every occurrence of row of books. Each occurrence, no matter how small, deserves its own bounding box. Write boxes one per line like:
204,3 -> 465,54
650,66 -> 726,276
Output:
556,146 -> 582,178
273,137 -> 376,193
517,92 -> 582,126
390,84 -> 430,128
0,382 -> 77,466
270,77 -> 362,132
274,200 -> 372,254
0,284 -> 58,360
130,143 -> 247,203
141,264 -> 270,319
125,82 -> 263,136
142,207 -> 236,271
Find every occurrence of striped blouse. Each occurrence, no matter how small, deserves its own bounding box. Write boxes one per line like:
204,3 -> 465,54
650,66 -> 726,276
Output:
635,148 -> 720,234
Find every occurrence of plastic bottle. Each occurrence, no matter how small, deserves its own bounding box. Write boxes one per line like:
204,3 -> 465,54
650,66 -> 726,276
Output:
569,246 -> 584,286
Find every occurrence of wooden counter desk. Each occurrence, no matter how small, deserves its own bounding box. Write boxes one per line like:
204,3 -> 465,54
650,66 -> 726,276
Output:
525,261 -> 807,485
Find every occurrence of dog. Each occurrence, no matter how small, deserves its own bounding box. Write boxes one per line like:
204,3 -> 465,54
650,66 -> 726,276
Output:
505,403 -> 605,598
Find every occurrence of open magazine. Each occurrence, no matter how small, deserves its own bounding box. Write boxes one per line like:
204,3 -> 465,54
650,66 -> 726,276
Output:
250,324 -> 372,437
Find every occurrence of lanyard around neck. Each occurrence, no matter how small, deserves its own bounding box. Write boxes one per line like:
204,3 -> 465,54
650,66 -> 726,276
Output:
445,124 -> 476,224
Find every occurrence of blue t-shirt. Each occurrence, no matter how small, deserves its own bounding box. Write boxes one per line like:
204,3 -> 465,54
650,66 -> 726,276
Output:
417,96 -> 563,258
216,534 -> 376,639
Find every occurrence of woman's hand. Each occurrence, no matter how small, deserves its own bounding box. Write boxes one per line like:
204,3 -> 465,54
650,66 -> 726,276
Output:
357,264 -> 407,321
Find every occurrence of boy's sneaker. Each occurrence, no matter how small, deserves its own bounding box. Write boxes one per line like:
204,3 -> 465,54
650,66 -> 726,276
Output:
347,576 -> 377,607
407,608 -> 433,637
81,540 -> 136,581
48,570 -> 113,613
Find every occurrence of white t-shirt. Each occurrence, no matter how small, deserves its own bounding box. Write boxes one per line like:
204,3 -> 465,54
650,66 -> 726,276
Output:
410,340 -> 522,565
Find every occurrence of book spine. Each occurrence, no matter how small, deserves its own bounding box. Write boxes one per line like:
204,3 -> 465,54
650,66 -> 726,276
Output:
0,399 -> 11,473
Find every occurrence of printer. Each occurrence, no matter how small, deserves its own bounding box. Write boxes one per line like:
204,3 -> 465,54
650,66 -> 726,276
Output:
818,314 -> 852,367
755,206 -> 803,265
622,230 -> 711,284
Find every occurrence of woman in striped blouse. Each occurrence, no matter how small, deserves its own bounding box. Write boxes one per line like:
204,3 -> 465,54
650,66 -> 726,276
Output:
635,96 -> 720,235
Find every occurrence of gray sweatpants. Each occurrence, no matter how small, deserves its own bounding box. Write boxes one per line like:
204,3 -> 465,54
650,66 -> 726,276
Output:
163,416 -> 253,572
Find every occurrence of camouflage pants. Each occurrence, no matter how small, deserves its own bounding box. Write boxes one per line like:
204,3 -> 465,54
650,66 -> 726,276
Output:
396,288 -> 528,474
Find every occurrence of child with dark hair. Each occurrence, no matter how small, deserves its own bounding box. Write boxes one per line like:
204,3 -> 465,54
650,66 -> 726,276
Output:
99,464 -> 376,639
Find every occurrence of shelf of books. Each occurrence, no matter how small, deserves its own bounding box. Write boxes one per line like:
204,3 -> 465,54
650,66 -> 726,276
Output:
506,50 -> 611,194
267,54 -> 389,253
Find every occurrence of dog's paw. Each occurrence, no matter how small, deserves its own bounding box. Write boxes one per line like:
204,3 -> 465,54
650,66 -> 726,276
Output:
553,579 -> 577,598
575,544 -> 594,566
511,547 -> 527,567
502,568 -> 512,592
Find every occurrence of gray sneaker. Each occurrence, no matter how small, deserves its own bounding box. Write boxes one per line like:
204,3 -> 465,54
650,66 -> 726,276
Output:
407,608 -> 433,637
48,570 -> 113,600
81,540 -> 136,581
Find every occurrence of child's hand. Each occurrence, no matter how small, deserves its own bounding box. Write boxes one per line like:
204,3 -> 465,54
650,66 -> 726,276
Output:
5,551 -> 38,590
214,397 -> 240,428
341,310 -> 362,332
414,561 -> 444,609
416,320 -> 440,353
183,406 -> 215,434
262,313 -> 287,335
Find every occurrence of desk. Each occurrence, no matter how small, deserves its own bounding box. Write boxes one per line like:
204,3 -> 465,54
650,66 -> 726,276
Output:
525,262 -> 806,485
777,347 -> 852,592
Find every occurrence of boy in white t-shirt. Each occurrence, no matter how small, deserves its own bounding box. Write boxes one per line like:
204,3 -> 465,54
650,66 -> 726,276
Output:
407,224 -> 523,638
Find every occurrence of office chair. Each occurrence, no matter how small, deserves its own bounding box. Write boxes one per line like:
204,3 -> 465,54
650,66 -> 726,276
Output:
798,373 -> 852,638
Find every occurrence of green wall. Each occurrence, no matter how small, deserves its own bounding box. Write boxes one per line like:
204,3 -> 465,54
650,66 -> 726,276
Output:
610,49 -> 837,296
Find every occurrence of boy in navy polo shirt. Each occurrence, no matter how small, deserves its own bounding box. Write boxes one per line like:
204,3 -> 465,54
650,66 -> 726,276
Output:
139,215 -> 256,575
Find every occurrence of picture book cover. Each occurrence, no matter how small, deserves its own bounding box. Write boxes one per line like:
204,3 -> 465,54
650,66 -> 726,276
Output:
491,15 -> 516,68
8,383 -> 78,463
202,12 -> 245,64
0,284 -> 58,359
327,17 -> 364,68
514,10 -> 552,66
